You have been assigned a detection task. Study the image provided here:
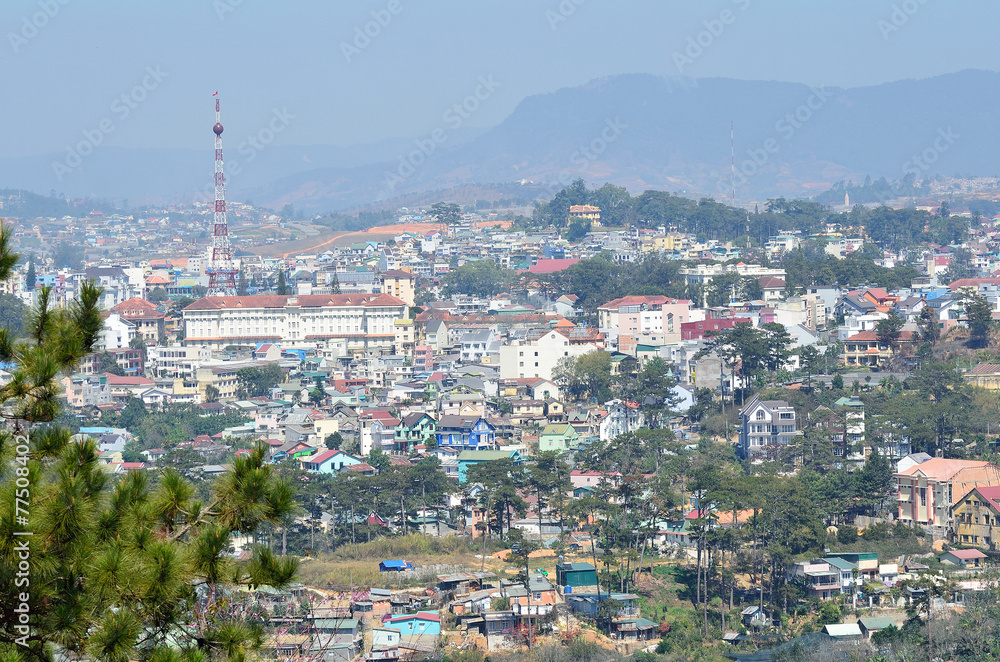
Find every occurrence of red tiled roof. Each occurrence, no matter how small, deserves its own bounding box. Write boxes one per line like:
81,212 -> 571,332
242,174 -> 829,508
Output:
969,364 -> 1000,375
304,449 -> 340,465
946,548 -> 987,559
949,278 -> 1000,291
112,297 -> 163,318
528,259 -> 580,274
103,373 -> 154,386
759,276 -> 786,289
598,295 -> 690,310
845,330 -> 917,342
897,457 -> 998,480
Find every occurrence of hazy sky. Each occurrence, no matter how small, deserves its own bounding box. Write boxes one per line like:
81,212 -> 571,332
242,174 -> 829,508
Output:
3,0 -> 998,158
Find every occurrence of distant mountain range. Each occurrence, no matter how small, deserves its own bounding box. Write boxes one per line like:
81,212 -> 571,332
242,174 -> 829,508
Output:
3,70 -> 997,213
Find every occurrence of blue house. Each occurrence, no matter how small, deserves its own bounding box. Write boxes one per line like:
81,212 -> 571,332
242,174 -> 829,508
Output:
457,449 -> 522,484
383,611 -> 441,636
379,560 -> 414,572
436,415 -> 496,451
565,592 -> 641,618
300,449 -> 363,474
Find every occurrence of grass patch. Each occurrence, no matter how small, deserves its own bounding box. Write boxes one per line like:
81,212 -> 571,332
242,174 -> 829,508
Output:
327,534 -> 490,561
295,534 -> 505,590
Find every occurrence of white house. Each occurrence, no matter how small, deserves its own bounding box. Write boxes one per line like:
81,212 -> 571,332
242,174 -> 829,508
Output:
98,313 -> 136,351
499,330 -> 599,381
738,395 -> 801,460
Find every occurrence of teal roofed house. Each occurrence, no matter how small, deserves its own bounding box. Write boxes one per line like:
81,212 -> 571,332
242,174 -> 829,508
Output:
556,561 -> 597,590
538,423 -> 580,452
457,449 -> 522,483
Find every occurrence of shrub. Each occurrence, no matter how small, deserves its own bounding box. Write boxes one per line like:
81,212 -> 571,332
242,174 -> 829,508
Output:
837,525 -> 859,545
863,522 -> 889,541
817,602 -> 841,625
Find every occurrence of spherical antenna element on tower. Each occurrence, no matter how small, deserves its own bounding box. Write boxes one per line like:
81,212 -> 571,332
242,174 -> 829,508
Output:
213,123 -> 224,136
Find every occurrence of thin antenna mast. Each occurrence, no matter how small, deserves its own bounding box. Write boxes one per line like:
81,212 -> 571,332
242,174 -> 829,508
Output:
207,93 -> 238,295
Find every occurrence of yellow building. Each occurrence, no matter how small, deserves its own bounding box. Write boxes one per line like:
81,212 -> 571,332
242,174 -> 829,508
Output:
569,204 -> 602,229
640,233 -> 689,253
965,364 -> 1000,390
393,318 -> 416,357
195,364 -> 240,402
843,330 -> 917,367
951,486 -> 1000,549
379,270 -> 416,307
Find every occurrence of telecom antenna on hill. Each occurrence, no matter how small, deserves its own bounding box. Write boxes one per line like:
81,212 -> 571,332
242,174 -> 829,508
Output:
206,93 -> 238,295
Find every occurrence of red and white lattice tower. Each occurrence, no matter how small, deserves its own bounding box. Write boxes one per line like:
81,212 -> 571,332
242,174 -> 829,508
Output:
206,94 -> 238,294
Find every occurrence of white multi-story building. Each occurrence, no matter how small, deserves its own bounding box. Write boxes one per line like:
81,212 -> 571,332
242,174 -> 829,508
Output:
181,294 -> 408,353
97,313 -> 136,351
738,395 -> 801,461
679,263 -> 786,287
147,344 -> 212,378
499,330 -> 599,381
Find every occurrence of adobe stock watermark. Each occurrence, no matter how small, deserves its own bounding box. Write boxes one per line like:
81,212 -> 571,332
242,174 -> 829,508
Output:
193,107 -> 296,204
714,86 -> 833,199
8,0 -> 71,54
902,127 -> 958,179
213,0 -> 243,21
547,117 -> 628,191
877,0 -> 930,41
341,0 -> 409,63
673,0 -> 751,74
12,432 -> 32,648
51,66 -> 168,182
546,0 -> 586,31
381,75 -> 501,197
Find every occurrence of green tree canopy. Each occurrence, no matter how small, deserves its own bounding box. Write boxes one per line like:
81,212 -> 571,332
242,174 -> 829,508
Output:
439,260 -> 516,298
0,222 -> 299,660
429,201 -> 462,226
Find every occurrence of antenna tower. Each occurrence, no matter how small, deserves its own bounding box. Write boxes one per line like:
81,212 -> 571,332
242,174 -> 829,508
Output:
207,94 -> 238,294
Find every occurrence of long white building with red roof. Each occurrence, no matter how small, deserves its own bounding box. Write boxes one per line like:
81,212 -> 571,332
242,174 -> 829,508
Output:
181,293 -> 408,353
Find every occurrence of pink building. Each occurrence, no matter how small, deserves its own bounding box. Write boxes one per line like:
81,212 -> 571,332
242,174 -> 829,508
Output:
680,318 -> 738,341
413,345 -> 433,371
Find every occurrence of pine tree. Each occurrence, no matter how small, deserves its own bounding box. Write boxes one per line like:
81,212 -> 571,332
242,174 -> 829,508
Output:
237,268 -> 248,296
330,272 -> 341,294
0,222 -> 298,660
276,270 -> 288,295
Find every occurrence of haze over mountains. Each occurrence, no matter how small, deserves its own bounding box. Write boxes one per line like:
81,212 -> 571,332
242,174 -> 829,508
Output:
5,70 -> 997,213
